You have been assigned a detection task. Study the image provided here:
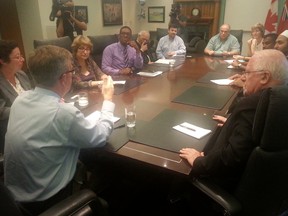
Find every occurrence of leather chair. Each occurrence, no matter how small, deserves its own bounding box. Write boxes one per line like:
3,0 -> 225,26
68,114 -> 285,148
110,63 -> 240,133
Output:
230,30 -> 243,53
186,36 -> 207,54
0,181 -> 102,216
191,86 -> 288,216
88,35 -> 118,67
33,36 -> 72,52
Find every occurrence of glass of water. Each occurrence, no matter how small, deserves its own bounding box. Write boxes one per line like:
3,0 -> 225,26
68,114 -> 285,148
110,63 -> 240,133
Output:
78,91 -> 89,107
125,105 -> 136,128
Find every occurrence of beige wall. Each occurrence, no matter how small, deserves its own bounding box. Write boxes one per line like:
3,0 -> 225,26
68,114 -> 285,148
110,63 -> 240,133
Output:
16,0 -> 270,57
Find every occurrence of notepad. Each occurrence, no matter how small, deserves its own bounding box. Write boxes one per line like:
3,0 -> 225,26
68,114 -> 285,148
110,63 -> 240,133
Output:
210,79 -> 233,85
85,111 -> 120,124
137,71 -> 163,77
155,59 -> 175,64
173,122 -> 212,139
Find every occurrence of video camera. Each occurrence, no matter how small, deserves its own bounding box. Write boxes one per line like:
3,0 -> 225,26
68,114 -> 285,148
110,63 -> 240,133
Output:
49,0 -> 72,21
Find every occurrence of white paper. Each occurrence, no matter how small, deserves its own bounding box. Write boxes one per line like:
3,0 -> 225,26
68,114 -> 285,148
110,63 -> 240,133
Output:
210,79 -> 233,85
224,59 -> 234,64
137,71 -> 163,77
95,80 -> 126,85
155,59 -> 174,64
227,65 -> 234,69
173,122 -> 212,139
85,111 -> 120,124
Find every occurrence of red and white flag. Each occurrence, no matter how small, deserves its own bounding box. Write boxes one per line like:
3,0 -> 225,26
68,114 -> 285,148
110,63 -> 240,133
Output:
264,0 -> 278,34
278,0 -> 288,34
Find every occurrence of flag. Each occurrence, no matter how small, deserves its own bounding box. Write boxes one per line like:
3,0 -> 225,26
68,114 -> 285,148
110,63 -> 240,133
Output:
264,0 -> 278,34
278,0 -> 288,34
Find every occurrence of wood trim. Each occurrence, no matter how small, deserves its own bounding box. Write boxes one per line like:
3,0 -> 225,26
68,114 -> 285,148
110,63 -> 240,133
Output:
0,0 -> 26,70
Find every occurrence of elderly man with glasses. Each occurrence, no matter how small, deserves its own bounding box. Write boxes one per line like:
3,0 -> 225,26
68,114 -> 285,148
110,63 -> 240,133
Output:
180,49 -> 288,191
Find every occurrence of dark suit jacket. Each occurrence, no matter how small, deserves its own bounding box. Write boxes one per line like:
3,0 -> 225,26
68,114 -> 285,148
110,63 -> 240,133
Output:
192,90 -> 263,191
0,71 -> 31,153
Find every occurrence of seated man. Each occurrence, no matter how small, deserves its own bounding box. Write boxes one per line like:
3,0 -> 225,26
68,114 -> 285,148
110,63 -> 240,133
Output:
4,45 -> 114,215
156,23 -> 186,59
204,24 -> 240,56
180,49 -> 288,191
262,33 -> 278,49
135,30 -> 157,64
274,30 -> 288,58
102,26 -> 143,75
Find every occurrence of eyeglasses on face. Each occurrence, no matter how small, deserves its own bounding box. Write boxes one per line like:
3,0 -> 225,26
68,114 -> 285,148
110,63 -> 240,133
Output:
78,47 -> 91,52
11,54 -> 24,61
243,70 -> 265,76
60,68 -> 76,79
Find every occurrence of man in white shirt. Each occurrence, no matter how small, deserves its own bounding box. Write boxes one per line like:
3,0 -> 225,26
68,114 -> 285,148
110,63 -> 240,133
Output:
156,24 -> 186,59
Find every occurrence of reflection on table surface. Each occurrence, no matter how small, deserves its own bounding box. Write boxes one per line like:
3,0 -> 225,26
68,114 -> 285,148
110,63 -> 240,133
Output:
68,55 -> 241,175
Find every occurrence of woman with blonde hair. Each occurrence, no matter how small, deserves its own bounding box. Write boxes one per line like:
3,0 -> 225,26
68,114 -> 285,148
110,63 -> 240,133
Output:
247,23 -> 265,57
71,35 -> 107,89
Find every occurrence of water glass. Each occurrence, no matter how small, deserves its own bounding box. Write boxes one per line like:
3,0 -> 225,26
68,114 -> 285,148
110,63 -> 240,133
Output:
78,92 -> 89,107
125,105 -> 136,128
169,59 -> 176,67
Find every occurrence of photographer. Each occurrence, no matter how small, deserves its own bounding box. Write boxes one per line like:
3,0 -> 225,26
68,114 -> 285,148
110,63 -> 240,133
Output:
51,0 -> 87,41
169,3 -> 188,43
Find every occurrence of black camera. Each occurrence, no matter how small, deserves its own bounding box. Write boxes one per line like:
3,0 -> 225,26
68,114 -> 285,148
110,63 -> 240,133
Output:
49,0 -> 71,21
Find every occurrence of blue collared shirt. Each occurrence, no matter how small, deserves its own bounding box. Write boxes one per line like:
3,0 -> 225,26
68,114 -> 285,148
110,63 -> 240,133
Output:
4,87 -> 115,202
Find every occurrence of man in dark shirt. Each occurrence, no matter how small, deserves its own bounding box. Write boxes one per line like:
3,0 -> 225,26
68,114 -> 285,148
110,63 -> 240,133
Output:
180,49 -> 288,191
135,30 -> 157,64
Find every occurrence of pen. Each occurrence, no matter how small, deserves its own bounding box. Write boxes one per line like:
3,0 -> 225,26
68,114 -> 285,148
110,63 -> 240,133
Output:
114,124 -> 125,129
179,124 -> 196,132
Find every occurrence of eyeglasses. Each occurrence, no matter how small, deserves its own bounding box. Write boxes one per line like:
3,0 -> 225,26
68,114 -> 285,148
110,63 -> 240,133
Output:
243,70 -> 265,76
60,68 -> 76,79
11,55 -> 24,61
78,47 -> 91,52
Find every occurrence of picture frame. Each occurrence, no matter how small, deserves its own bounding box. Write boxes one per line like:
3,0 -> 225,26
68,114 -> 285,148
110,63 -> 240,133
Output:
101,0 -> 123,26
148,6 -> 165,23
75,6 -> 88,23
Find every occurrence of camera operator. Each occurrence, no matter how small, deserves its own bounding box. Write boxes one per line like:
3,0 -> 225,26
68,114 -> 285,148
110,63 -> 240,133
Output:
54,0 -> 87,41
169,3 -> 188,43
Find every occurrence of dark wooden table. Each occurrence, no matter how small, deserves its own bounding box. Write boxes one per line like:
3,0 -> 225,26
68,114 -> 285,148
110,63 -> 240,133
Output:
71,55 -> 240,176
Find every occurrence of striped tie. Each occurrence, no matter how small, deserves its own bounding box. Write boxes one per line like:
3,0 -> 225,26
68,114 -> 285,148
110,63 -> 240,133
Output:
123,46 -> 129,67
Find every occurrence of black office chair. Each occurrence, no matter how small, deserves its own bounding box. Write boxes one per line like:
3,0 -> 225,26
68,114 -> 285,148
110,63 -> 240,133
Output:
191,86 -> 288,216
0,181 -> 102,216
33,36 -> 72,52
230,30 -> 243,53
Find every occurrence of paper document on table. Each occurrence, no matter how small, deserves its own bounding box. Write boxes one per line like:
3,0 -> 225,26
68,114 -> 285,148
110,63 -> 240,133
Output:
155,59 -> 173,64
137,71 -> 163,77
210,79 -> 233,85
224,59 -> 234,64
173,122 -> 212,139
85,111 -> 120,124
95,80 -> 126,85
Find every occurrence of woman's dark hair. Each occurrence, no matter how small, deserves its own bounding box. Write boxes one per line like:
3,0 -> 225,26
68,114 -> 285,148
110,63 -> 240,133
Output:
0,40 -> 18,66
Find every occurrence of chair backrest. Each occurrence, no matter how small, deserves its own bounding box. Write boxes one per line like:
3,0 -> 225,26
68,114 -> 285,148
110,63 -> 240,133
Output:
235,86 -> 288,216
156,28 -> 168,41
33,36 -> 72,52
230,30 -> 243,53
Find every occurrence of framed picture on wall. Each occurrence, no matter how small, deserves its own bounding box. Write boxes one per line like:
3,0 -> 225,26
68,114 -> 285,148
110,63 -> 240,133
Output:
101,0 -> 123,26
148,6 -> 165,23
75,6 -> 88,23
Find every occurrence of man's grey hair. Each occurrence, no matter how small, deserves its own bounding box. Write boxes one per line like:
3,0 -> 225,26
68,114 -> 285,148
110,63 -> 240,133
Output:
251,49 -> 288,83
28,45 -> 73,87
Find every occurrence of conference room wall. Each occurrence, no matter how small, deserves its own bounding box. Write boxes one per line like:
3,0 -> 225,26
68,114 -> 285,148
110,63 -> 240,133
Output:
16,0 -> 270,60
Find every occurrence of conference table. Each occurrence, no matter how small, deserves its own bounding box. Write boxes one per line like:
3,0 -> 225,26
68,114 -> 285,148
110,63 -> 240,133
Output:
68,55 -> 241,176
